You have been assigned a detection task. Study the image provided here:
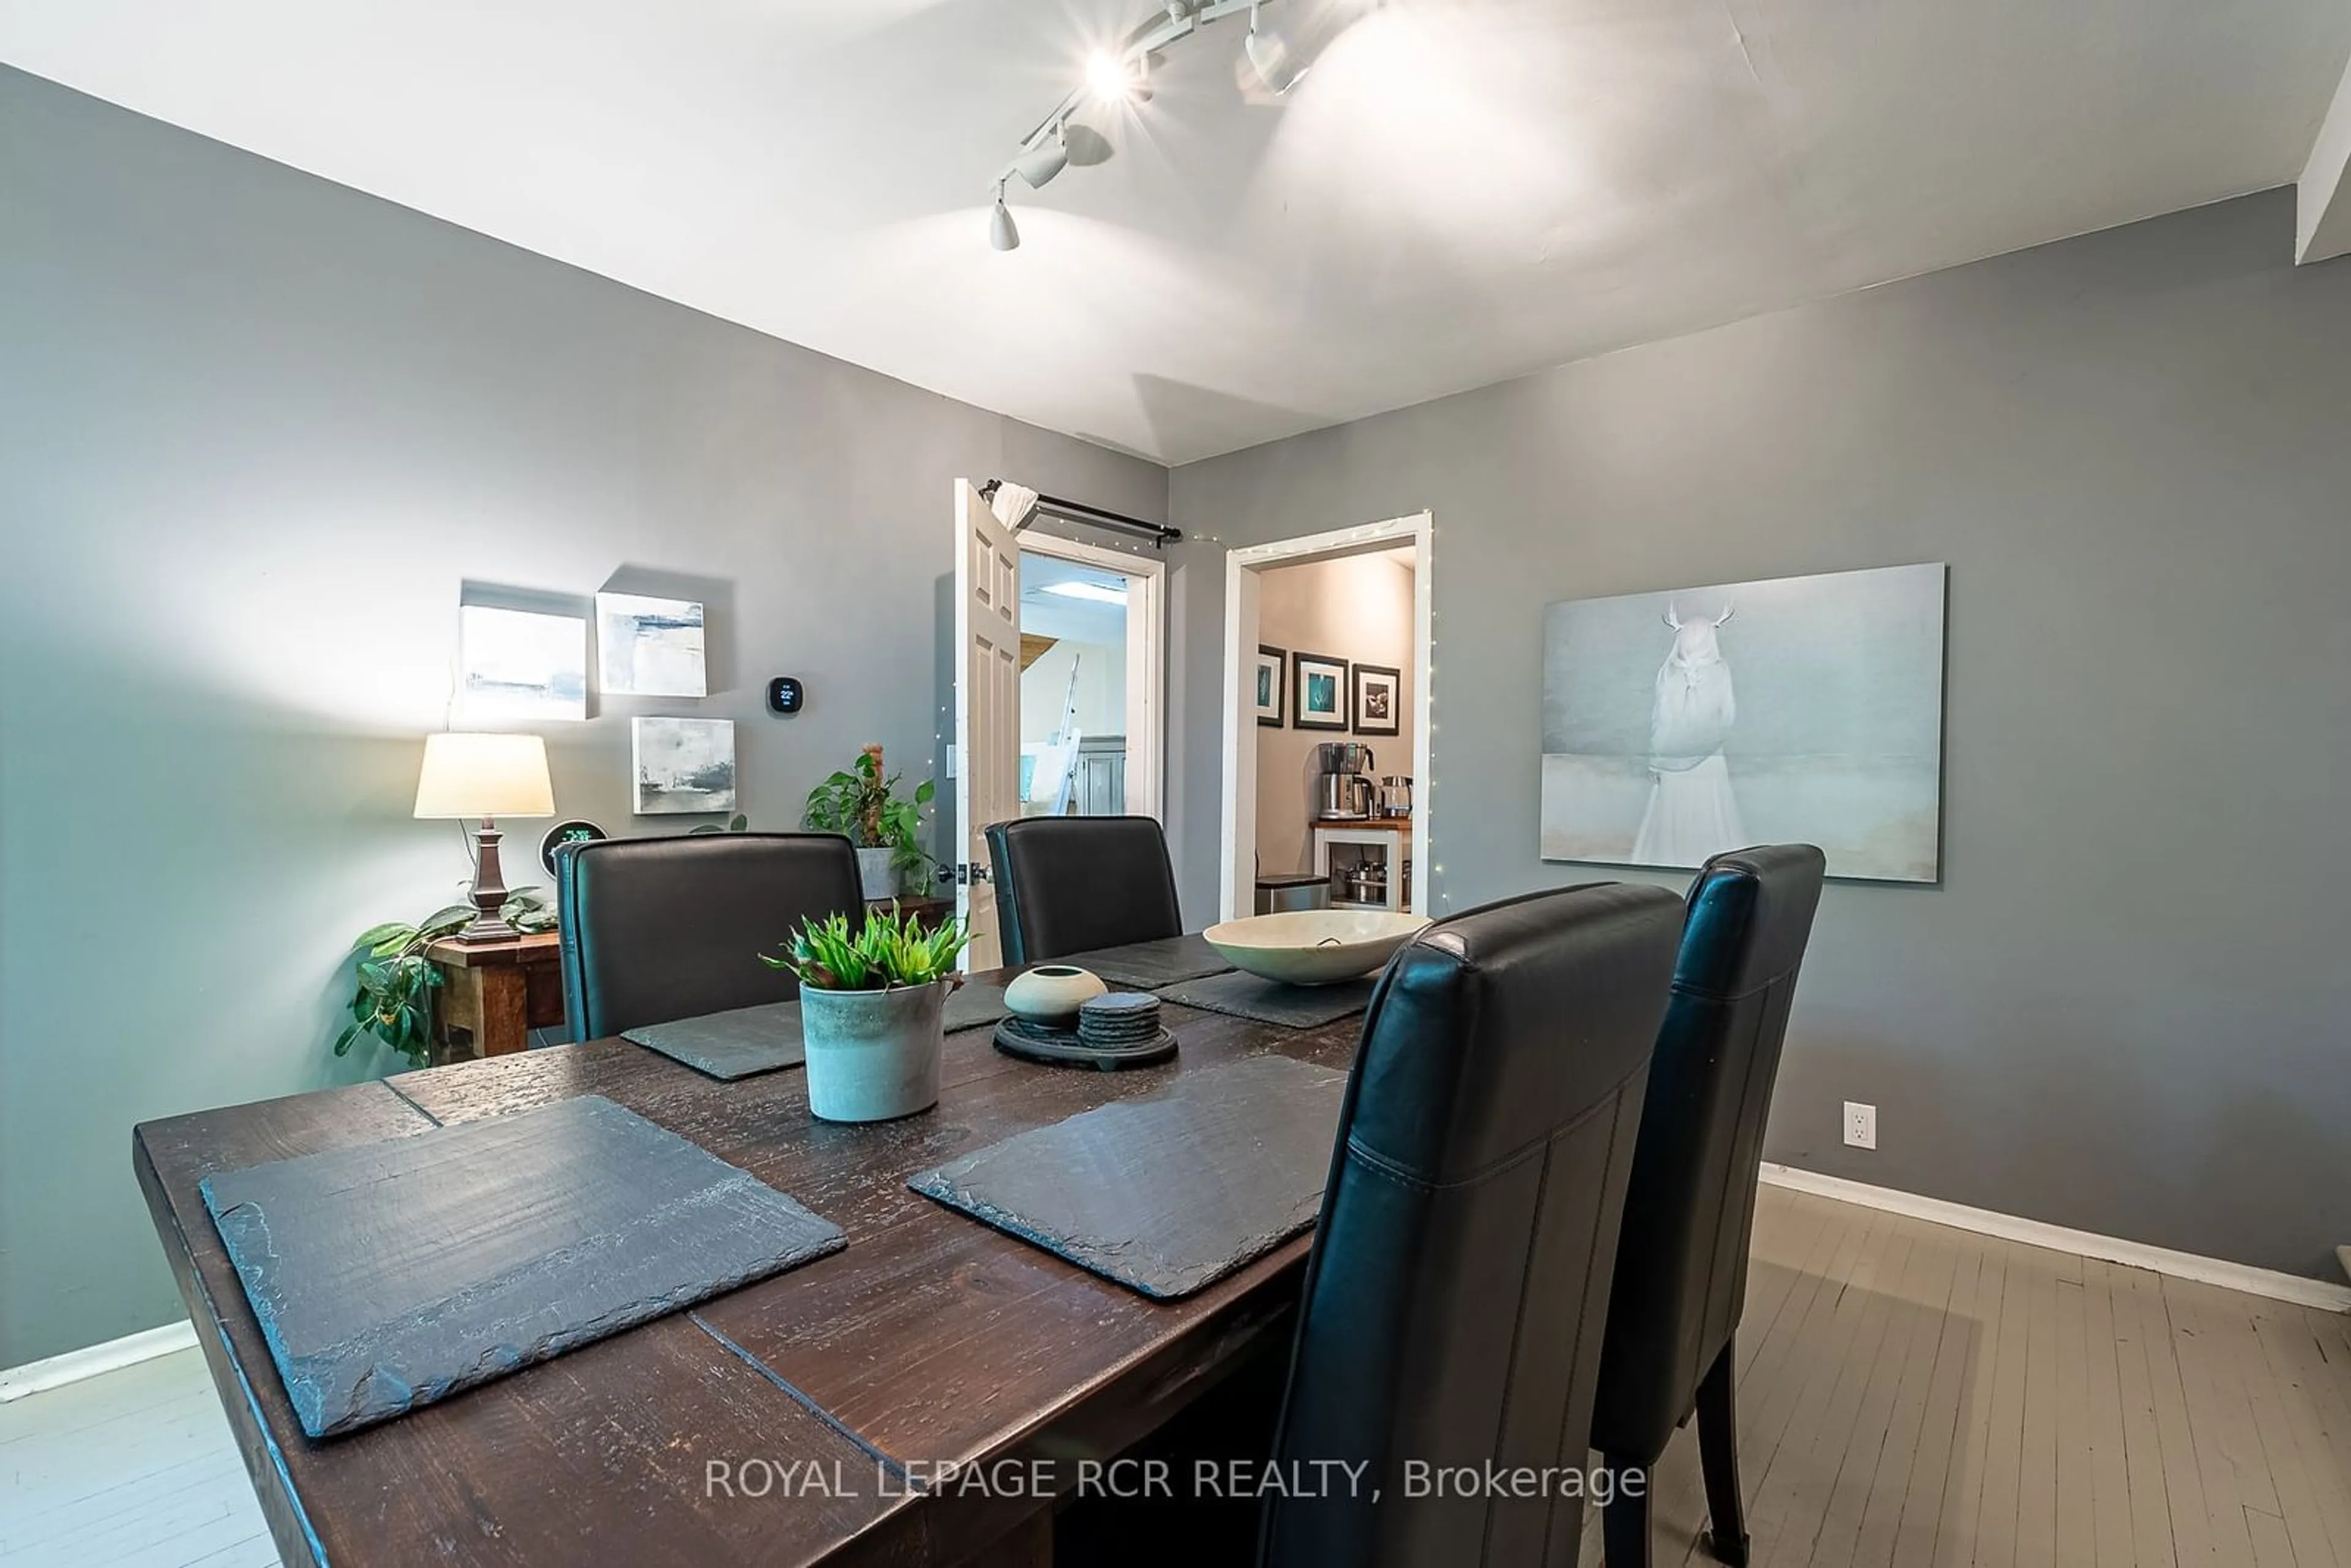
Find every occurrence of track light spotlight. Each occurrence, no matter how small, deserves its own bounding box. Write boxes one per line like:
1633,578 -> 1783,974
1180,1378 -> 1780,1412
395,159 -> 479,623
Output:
1086,49 -> 1139,103
1014,121 -> 1070,188
989,186 -> 1021,251
1244,3 -> 1303,94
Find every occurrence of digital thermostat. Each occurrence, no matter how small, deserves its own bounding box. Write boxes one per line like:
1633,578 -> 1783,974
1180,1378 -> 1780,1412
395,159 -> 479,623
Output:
767,676 -> 805,715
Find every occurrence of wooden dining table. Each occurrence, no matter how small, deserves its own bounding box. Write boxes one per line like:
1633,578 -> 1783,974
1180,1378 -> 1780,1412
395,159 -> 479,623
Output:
133,964 -> 1365,1567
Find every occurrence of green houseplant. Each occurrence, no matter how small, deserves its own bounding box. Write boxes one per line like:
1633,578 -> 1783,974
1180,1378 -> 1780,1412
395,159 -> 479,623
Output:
334,888 -> 555,1065
802,745 -> 936,900
762,907 -> 971,1122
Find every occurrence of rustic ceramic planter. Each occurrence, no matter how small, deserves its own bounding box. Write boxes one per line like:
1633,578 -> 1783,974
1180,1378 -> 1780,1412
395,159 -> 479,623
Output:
799,981 -> 945,1122
854,847 -> 898,901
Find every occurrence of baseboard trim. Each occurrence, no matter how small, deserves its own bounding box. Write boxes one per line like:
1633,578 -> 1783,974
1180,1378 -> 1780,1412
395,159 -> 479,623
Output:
0,1319 -> 198,1403
1760,1162 -> 2351,1314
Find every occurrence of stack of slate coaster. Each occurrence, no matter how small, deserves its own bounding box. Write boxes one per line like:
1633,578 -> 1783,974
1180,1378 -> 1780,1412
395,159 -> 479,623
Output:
994,989 -> 1178,1071
1078,992 -> 1163,1050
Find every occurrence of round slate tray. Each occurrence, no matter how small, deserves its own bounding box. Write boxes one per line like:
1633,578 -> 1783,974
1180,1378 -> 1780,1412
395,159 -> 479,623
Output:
993,1016 -> 1179,1071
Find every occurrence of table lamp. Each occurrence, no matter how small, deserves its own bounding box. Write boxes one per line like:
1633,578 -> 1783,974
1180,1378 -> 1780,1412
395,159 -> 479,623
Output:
413,732 -> 556,943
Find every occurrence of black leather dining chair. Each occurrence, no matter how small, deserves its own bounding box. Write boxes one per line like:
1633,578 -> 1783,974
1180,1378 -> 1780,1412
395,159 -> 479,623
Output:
555,832 -> 864,1040
1262,881 -> 1687,1566
1589,845 -> 1827,1568
984,815 -> 1182,965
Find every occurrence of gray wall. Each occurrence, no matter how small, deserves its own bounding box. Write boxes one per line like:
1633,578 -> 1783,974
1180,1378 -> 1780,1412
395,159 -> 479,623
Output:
0,67 -> 1163,1367
1171,189 -> 2351,1281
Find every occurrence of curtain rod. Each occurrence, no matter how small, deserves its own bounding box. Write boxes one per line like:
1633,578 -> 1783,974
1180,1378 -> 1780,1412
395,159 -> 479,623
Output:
980,479 -> 1183,548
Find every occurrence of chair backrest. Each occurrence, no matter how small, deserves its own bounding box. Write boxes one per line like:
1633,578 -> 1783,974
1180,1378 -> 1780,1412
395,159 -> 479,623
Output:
555,833 -> 864,1040
984,815 -> 1182,966
1262,882 -> 1686,1567
1590,844 -> 1827,1465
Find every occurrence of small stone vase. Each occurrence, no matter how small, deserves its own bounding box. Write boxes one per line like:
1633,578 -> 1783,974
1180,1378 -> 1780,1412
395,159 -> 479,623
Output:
1003,965 -> 1108,1024
799,981 -> 945,1122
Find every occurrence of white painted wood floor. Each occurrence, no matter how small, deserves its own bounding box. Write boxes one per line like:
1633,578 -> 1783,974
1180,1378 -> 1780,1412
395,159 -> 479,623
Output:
0,1348 -> 274,1567
2,1186 -> 2346,1567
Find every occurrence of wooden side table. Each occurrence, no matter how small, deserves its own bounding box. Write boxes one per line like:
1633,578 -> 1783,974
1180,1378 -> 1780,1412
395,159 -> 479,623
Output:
425,931 -> 564,1065
424,901 -> 955,1065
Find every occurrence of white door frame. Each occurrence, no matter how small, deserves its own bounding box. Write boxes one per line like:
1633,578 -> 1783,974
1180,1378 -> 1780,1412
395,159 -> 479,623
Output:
1016,530 -> 1167,822
1220,511 -> 1434,922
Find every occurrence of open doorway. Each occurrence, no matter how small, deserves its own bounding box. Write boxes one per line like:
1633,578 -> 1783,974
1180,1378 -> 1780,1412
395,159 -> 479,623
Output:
1016,549 -> 1155,820
953,479 -> 1166,969
1219,512 -> 1433,924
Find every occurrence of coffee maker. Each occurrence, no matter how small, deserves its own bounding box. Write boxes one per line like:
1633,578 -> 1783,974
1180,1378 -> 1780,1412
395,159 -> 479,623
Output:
1316,741 -> 1376,819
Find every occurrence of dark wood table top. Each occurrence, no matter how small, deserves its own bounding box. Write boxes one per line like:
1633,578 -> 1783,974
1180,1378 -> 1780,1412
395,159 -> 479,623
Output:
133,970 -> 1362,1566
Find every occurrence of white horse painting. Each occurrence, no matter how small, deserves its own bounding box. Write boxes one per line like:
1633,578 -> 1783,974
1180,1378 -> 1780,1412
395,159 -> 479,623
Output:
1539,562 -> 1946,883
1631,601 -> 1747,866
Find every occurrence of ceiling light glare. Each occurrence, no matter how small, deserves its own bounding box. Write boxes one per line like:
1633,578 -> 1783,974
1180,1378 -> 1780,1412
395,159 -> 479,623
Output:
989,189 -> 1021,251
1014,122 -> 1070,188
1087,50 -> 1138,102
1244,5 -> 1303,94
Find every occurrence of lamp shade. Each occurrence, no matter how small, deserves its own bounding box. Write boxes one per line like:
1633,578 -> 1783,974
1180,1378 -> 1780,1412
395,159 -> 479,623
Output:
413,733 -> 555,820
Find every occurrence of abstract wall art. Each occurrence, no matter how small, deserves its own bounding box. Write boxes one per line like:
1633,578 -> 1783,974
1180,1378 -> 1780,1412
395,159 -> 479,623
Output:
632,716 -> 737,815
596,593 -> 707,697
456,605 -> 587,723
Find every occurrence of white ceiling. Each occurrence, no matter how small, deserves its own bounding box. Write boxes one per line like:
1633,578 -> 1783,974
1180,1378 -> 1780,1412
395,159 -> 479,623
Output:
5,1 -> 2348,464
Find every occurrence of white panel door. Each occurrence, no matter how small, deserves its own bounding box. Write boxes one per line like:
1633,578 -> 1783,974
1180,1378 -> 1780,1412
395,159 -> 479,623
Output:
953,479 -> 1022,970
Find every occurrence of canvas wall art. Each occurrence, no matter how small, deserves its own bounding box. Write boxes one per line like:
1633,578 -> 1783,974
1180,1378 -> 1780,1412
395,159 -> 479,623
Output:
632,716 -> 738,815
1351,663 -> 1400,737
1539,562 -> 1946,882
596,593 -> 707,697
457,606 -> 587,722
1292,651 -> 1348,732
1253,645 -> 1286,727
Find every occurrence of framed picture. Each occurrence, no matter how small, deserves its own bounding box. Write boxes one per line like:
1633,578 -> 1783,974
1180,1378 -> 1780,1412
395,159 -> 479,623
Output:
1253,645 -> 1287,727
1539,561 -> 1946,882
1291,651 -> 1349,732
1351,663 -> 1401,736
596,592 -> 707,697
631,716 -> 738,815
456,605 -> 587,722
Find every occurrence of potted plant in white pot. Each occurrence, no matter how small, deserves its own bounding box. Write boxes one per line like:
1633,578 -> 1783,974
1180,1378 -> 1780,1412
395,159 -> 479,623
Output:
763,907 -> 971,1122
802,745 -> 936,901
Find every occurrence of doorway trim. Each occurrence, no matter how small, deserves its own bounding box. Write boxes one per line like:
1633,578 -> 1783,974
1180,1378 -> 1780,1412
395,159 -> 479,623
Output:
1017,530 -> 1166,822
1219,511 -> 1433,922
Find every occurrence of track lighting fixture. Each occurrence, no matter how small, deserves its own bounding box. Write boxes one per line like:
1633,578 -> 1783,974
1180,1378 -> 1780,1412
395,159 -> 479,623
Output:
986,0 -> 1300,251
1244,2 -> 1303,94
989,184 -> 1021,251
1013,121 -> 1070,189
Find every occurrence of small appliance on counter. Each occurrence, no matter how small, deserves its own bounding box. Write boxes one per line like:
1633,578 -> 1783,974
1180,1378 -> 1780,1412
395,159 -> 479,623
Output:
1316,741 -> 1378,820
1373,776 -> 1413,819
1255,872 -> 1333,915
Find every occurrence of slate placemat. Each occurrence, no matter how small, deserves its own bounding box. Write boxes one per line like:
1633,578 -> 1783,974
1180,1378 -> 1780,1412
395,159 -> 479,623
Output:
624,1002 -> 803,1081
201,1094 -> 844,1438
942,978 -> 1013,1034
1155,969 -> 1379,1029
908,1054 -> 1349,1299
1056,933 -> 1234,990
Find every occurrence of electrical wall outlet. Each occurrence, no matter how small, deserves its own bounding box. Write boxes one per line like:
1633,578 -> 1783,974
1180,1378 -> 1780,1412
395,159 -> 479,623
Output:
1843,1100 -> 1877,1150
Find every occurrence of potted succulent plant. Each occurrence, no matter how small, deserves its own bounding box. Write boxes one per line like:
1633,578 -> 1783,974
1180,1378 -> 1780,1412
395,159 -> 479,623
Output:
802,745 -> 936,901
763,907 -> 972,1122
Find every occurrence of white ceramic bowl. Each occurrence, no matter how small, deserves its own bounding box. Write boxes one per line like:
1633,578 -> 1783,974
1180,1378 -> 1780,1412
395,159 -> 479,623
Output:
1201,910 -> 1431,986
